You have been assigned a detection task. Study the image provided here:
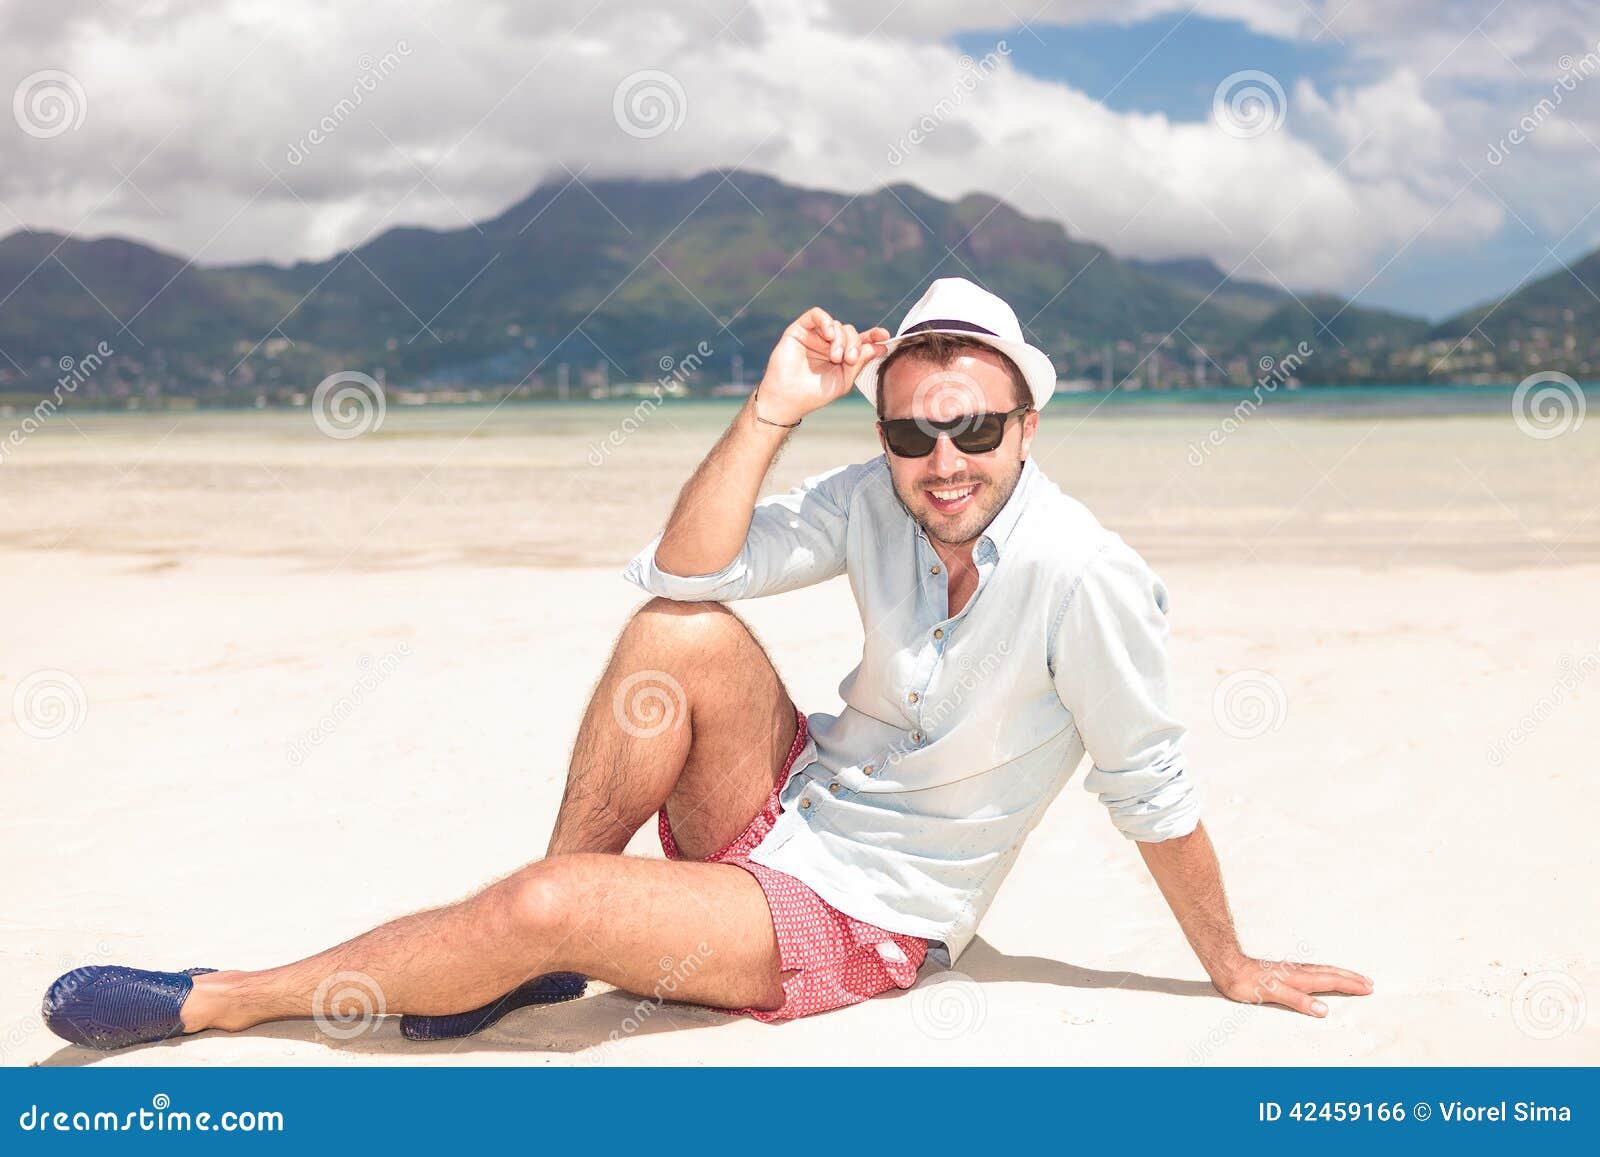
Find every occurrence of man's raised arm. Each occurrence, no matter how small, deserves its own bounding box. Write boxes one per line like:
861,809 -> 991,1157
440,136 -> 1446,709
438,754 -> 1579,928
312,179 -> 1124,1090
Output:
647,307 -> 889,579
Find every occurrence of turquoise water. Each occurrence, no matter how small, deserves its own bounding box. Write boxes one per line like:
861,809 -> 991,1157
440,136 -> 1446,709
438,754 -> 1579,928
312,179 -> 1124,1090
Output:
463,380 -> 1599,424
1039,382 -> 1599,418
16,381 -> 1593,420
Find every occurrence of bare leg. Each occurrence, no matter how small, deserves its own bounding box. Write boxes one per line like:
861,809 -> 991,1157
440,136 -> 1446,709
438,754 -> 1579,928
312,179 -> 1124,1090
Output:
181,854 -> 785,1031
547,596 -> 797,859
180,597 -> 799,1032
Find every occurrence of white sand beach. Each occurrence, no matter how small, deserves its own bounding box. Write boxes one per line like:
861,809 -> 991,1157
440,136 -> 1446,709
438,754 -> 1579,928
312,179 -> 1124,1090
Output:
2,399 -> 1597,1066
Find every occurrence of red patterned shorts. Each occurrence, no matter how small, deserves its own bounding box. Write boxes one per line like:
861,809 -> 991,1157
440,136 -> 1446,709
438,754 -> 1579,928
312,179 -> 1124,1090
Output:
658,710 -> 929,1021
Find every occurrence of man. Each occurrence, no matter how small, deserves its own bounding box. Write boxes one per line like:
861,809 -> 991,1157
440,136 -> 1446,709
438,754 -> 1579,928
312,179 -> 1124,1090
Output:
44,278 -> 1370,1050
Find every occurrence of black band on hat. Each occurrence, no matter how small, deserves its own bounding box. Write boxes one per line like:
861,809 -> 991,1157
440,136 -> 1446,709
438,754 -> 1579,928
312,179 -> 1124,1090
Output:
901,319 -> 998,337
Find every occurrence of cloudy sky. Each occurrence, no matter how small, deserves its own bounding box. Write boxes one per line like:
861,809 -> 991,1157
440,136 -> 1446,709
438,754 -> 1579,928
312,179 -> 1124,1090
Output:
4,0 -> 1599,318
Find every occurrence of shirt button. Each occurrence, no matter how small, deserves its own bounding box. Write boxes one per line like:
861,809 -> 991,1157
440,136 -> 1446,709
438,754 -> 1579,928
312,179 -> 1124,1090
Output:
933,628 -> 944,640
800,798 -> 812,810
908,691 -> 919,704
930,565 -> 941,575
862,764 -> 874,776
911,730 -> 923,743
828,782 -> 840,794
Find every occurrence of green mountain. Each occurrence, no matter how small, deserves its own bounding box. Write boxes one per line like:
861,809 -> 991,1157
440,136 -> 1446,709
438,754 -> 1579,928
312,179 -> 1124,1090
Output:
0,231 -> 293,373
1127,257 -> 1288,322
1250,293 -> 1431,351
1429,250 -> 1600,375
1435,252 -> 1600,339
0,169 -> 1436,398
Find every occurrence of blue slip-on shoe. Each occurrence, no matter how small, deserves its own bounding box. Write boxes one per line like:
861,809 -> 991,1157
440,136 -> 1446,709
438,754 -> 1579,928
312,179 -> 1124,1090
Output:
400,972 -> 587,1041
42,965 -> 216,1050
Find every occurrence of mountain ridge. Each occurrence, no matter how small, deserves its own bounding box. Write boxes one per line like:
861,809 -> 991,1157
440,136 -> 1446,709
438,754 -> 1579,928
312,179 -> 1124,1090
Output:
4,168 -> 1556,400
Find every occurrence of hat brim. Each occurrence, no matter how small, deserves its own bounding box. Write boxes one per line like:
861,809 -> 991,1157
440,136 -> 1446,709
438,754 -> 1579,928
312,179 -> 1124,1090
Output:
853,330 -> 1056,411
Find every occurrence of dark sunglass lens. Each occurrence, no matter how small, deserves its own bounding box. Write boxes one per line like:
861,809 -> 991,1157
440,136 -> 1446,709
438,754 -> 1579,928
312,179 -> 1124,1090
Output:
951,413 -> 1007,453
882,421 -> 936,457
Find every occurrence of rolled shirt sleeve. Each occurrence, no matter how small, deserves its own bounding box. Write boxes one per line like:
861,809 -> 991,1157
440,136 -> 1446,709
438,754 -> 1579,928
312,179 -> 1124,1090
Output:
622,460 -> 868,603
1051,537 -> 1201,842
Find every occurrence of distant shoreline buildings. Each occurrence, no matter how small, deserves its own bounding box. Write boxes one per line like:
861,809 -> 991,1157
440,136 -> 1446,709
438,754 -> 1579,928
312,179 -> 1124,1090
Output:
5,327 -> 1590,414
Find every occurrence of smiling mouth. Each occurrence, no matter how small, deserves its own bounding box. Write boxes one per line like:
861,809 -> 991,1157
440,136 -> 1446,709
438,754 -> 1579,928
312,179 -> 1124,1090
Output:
924,481 -> 979,515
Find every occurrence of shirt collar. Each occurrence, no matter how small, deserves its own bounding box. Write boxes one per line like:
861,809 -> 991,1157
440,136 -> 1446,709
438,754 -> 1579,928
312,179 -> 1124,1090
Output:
977,456 -> 1037,557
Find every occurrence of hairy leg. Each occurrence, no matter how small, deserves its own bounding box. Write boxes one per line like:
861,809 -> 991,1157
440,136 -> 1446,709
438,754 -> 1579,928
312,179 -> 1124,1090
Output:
547,596 -> 798,860
181,854 -> 785,1032
180,597 -> 801,1033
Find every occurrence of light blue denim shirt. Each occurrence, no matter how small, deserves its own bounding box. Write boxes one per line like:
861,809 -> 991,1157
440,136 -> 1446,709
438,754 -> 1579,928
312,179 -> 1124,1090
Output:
622,455 -> 1200,963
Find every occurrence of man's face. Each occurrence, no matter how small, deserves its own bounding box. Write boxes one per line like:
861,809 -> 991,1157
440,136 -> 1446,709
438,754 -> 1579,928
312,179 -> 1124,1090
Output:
876,347 -> 1038,547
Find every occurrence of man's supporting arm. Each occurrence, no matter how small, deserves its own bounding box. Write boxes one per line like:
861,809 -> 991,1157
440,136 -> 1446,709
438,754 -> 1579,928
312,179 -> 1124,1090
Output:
1136,823 -> 1246,987
1138,821 -> 1373,1016
1050,543 -> 1373,1017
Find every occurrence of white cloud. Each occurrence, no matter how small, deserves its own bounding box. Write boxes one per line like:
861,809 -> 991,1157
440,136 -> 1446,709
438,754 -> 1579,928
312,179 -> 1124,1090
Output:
0,0 -> 1586,303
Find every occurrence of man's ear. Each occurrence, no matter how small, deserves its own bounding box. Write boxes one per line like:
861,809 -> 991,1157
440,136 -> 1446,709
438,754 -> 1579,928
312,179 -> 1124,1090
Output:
1018,408 -> 1039,460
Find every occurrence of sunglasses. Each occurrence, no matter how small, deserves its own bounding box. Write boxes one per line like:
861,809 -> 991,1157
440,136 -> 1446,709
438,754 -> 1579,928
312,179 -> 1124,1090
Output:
878,405 -> 1031,458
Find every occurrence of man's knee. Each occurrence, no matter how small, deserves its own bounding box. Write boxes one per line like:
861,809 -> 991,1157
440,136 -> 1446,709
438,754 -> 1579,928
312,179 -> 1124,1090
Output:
495,860 -> 583,938
623,597 -> 748,658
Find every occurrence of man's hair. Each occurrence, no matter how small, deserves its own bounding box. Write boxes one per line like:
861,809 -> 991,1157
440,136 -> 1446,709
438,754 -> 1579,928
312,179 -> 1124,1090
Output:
873,332 -> 1031,419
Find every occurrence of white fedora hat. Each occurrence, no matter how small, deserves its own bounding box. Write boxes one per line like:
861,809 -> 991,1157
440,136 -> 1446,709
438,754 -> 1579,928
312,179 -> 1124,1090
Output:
854,277 -> 1057,410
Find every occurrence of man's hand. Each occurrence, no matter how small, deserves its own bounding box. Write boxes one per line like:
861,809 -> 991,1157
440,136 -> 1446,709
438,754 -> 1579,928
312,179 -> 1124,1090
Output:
754,307 -> 891,426
1209,956 -> 1374,1018
1137,822 -> 1373,1018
